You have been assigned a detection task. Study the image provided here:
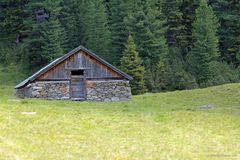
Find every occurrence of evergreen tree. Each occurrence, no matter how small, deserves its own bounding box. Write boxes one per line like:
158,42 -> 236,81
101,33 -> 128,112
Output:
126,1 -> 169,65
108,0 -> 132,64
81,0 -> 113,62
120,35 -> 146,95
125,1 -> 169,91
180,0 -> 199,53
187,0 -> 220,84
41,0 -> 67,60
163,0 -> 187,49
124,1 -> 152,63
0,0 -> 27,42
20,0 -> 48,70
41,20 -> 65,61
21,0 -> 68,70
59,0 -> 80,50
162,47 -> 198,90
0,0 -> 28,65
210,0 -> 240,67
1,0 -> 240,90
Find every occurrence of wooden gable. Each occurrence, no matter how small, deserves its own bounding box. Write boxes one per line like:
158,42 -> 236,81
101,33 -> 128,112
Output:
15,46 -> 132,89
37,50 -> 123,80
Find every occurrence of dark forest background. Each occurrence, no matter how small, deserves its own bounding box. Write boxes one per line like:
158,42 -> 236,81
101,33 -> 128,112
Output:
0,0 -> 239,94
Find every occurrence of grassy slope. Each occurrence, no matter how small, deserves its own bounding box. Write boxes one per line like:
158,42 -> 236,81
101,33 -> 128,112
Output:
0,66 -> 240,160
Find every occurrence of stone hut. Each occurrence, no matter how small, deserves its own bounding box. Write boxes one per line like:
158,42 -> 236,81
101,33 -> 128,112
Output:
15,46 -> 133,101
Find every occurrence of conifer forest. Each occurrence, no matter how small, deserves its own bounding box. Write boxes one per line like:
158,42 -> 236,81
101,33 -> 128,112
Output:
0,0 -> 240,94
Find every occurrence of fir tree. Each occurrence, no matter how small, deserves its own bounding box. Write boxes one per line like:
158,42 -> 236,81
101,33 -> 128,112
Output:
1,0 -> 240,89
125,1 -> 169,91
163,0 -> 187,49
108,0 -> 132,64
187,0 -> 220,84
125,1 -> 168,65
0,0 -> 27,41
162,47 -> 198,90
120,35 -> 146,95
180,0 -> 199,53
21,0 -> 68,70
59,0 -> 80,50
41,0 -> 68,60
0,0 -> 28,65
124,1 -> 152,63
20,0 -> 48,70
81,0 -> 113,62
210,0 -> 240,67
41,20 -> 65,61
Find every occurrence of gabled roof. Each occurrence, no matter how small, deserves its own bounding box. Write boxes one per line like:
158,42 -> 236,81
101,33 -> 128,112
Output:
15,45 -> 133,89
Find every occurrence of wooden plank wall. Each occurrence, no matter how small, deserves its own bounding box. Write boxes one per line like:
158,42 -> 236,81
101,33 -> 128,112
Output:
37,51 -> 123,80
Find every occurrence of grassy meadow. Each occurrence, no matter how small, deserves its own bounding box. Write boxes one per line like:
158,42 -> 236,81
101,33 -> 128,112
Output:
0,66 -> 240,159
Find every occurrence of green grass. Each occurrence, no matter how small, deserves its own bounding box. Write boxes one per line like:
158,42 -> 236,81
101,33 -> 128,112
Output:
0,66 -> 240,159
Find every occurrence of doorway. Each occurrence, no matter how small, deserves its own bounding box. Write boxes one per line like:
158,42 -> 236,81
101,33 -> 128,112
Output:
70,69 -> 86,101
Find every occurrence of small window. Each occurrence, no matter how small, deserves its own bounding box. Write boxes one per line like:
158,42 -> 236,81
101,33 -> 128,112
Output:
71,70 -> 84,76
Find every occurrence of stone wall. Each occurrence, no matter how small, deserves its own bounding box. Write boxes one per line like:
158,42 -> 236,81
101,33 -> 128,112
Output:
16,87 -> 27,98
17,81 -> 70,100
16,80 -> 132,101
86,80 -> 132,101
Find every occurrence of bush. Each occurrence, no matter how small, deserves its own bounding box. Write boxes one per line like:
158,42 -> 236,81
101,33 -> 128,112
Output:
163,63 -> 198,91
0,42 -> 19,65
202,61 -> 240,87
161,47 -> 198,91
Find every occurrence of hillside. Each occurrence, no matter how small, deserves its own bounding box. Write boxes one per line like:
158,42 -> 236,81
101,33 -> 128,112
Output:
0,66 -> 240,159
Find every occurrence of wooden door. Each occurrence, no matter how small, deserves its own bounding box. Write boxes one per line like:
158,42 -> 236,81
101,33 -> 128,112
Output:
70,75 -> 86,101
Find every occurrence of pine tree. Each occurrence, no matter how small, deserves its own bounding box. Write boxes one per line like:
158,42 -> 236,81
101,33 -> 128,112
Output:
125,1 -> 168,65
0,0 -> 27,41
81,0 -> 113,62
43,0 -> 69,58
21,0 -> 68,70
187,0 -> 220,84
120,35 -> 146,95
0,0 -> 28,65
108,0 -> 132,64
163,0 -> 187,49
124,1 -> 152,63
125,1 -> 169,91
210,0 -> 240,67
59,0 -> 80,50
180,0 -> 199,53
161,47 -> 198,90
41,20 -> 65,61
41,0 -> 69,60
20,0 -> 48,70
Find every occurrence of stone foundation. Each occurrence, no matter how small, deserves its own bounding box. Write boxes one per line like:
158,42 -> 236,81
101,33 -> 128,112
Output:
17,81 -> 70,100
86,80 -> 132,101
16,87 -> 28,98
16,80 -> 132,101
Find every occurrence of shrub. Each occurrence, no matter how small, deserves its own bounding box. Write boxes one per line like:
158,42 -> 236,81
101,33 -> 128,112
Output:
202,61 -> 240,87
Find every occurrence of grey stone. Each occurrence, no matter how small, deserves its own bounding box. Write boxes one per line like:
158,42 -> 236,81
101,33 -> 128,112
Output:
111,97 -> 119,101
86,80 -> 132,101
198,104 -> 215,110
17,80 -> 132,102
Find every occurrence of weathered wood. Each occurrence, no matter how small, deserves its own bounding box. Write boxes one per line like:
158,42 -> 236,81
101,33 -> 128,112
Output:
70,75 -> 86,100
15,46 -> 133,101
37,50 -> 123,80
36,77 -> 124,81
